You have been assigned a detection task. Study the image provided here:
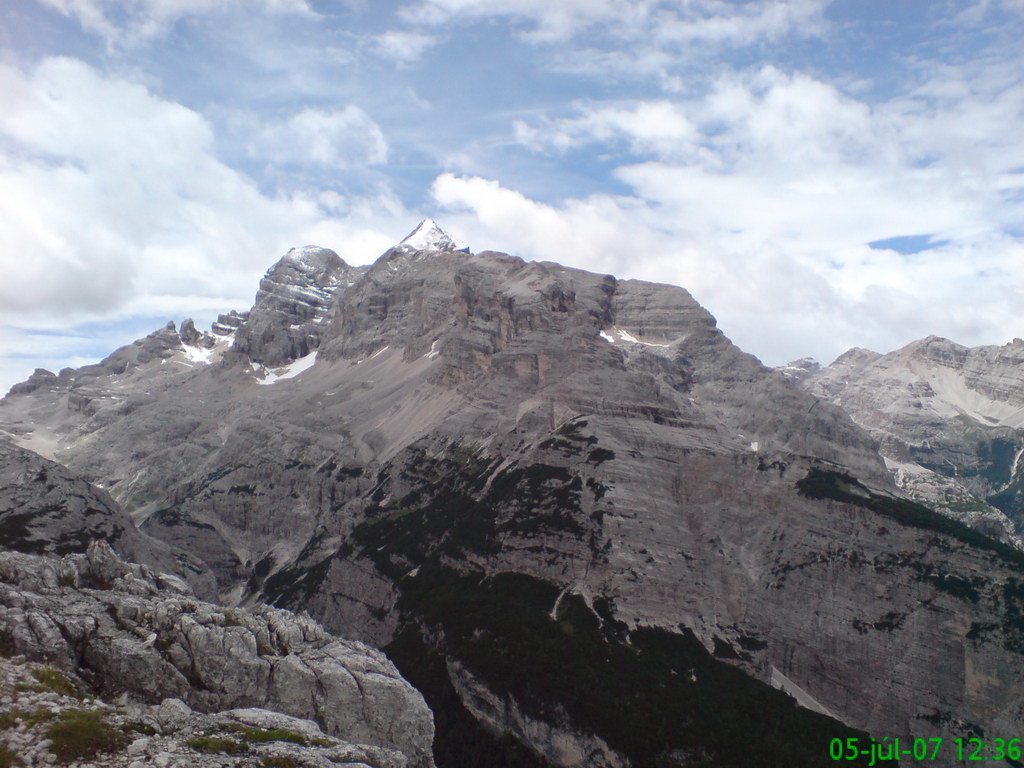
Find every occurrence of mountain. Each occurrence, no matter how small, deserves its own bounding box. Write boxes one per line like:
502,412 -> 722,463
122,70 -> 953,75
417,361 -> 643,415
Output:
0,436 -> 217,596
793,336 -> 1024,545
3,222 -> 1023,766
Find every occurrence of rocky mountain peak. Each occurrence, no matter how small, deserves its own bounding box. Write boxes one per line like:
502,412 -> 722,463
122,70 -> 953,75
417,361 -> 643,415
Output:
281,245 -> 348,275
397,219 -> 459,253
799,335 -> 1024,545
232,245 -> 363,367
829,346 -> 882,368
898,334 -> 968,365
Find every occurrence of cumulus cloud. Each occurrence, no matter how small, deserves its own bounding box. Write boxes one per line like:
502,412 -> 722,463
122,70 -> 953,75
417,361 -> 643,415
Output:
437,60 -> 1024,367
248,106 -> 389,169
515,65 -> 1022,249
0,57 -> 405,327
37,0 -> 314,46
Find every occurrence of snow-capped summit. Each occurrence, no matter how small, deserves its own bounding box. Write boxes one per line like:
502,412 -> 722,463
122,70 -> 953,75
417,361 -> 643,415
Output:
281,245 -> 346,272
398,219 -> 459,252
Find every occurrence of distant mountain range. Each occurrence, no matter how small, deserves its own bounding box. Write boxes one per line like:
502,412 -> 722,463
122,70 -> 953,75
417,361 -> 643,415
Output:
2,221 -> 1022,767
787,335 -> 1024,548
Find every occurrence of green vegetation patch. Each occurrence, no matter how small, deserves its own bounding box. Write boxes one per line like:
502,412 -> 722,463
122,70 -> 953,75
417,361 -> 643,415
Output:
351,455 -> 589,581
187,736 -> 249,755
267,437 -> 605,610
29,668 -> 81,699
0,744 -> 21,768
386,626 -> 553,768
45,710 -> 129,763
233,726 -> 329,747
390,563 -> 883,768
120,721 -> 157,736
260,757 -> 302,768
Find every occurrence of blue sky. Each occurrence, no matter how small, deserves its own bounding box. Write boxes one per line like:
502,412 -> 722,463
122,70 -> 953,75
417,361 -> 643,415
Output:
1,0 -> 1023,393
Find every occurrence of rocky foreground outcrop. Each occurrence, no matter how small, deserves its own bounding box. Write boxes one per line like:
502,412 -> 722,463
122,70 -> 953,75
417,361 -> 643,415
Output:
0,542 -> 434,767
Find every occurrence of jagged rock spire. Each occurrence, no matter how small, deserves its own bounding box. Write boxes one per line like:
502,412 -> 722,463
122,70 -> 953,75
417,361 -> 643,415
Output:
398,219 -> 459,252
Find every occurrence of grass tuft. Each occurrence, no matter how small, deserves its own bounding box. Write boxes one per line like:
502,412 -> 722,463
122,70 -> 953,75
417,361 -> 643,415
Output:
187,736 -> 249,755
0,744 -> 21,768
30,668 -> 81,699
45,710 -> 129,763
260,758 -> 302,768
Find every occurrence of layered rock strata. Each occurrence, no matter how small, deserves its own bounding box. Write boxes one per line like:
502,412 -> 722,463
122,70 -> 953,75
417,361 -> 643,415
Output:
795,336 -> 1024,542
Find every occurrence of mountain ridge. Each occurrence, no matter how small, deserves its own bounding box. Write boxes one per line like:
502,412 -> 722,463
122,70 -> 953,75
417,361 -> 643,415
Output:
2,223 -> 1023,766
793,333 -> 1024,546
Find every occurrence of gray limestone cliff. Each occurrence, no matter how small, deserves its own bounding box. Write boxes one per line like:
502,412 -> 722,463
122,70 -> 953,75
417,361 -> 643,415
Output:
0,438 -> 214,597
0,541 -> 435,768
233,245 -> 367,367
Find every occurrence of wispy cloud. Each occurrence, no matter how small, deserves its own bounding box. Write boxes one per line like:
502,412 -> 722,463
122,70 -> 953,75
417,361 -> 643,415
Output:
514,101 -> 700,159
401,0 -> 832,88
370,30 -> 440,64
36,0 -> 315,47
248,106 -> 389,169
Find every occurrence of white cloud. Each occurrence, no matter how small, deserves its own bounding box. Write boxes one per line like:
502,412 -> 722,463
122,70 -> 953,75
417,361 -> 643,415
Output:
516,65 -> 1022,251
400,0 -> 832,82
400,0 -> 638,39
0,57 -> 407,328
649,0 -> 828,47
37,0 -> 314,46
514,101 -> 700,159
370,30 -> 439,64
433,58 -> 1024,368
248,106 -> 389,169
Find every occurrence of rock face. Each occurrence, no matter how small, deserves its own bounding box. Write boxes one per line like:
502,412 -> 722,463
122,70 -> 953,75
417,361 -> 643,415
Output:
2,222 -> 1023,766
233,245 -> 366,367
0,438 -> 214,597
794,336 -> 1024,543
0,542 -> 435,768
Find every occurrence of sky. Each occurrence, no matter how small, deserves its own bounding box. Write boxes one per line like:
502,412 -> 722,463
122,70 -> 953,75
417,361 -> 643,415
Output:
1,0 -> 1023,394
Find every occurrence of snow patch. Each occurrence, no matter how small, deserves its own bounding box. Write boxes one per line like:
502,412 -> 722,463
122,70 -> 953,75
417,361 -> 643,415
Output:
255,350 -> 318,386
425,339 -> 441,359
599,328 -> 671,348
182,344 -> 214,364
282,245 -> 338,269
370,345 -> 390,360
749,441 -> 759,452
